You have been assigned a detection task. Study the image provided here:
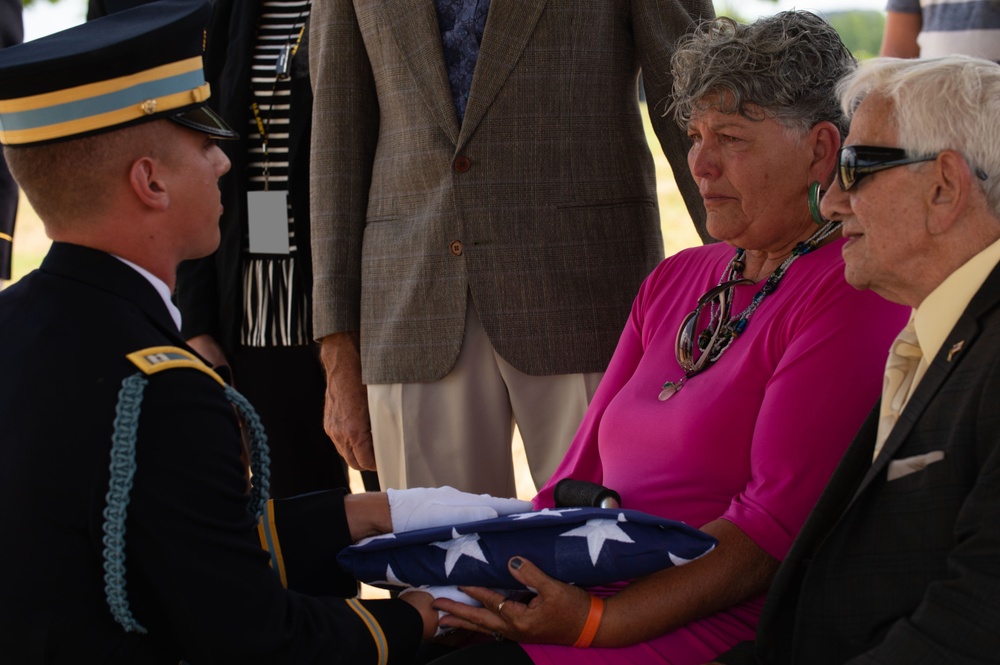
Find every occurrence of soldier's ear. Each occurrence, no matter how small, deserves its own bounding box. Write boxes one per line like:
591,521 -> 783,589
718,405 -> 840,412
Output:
129,156 -> 170,211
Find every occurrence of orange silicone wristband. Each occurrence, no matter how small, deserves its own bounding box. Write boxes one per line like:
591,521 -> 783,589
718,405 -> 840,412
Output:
572,595 -> 605,648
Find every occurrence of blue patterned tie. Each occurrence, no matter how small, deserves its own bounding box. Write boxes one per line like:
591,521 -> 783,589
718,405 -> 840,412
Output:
434,0 -> 491,122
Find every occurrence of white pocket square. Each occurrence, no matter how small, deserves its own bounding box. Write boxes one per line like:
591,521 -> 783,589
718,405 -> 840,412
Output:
887,450 -> 946,482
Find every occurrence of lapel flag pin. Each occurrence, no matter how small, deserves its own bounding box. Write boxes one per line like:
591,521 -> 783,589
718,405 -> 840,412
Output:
947,340 -> 965,362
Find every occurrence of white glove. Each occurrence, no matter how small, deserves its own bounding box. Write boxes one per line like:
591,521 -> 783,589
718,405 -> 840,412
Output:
399,585 -> 483,637
388,486 -> 532,533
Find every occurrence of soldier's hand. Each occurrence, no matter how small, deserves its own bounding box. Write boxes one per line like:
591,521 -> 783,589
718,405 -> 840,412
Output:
398,588 -> 441,639
387,486 -> 532,532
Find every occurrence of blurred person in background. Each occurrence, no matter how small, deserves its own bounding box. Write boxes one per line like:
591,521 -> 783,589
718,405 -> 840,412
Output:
173,0 -> 377,498
881,0 -> 1000,63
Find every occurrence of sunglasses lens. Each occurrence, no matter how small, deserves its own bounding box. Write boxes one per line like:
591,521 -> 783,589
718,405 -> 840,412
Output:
839,147 -> 857,191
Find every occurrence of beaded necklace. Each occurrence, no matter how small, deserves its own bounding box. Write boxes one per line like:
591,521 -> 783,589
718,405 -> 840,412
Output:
658,219 -> 842,401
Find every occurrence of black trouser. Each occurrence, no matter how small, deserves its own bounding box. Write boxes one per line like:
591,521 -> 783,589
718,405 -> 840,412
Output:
231,344 -> 350,499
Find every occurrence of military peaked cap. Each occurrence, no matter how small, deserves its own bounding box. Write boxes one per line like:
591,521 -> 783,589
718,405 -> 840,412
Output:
0,0 -> 236,146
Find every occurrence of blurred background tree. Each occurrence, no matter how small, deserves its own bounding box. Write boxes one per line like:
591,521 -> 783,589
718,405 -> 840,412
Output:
717,3 -> 885,60
827,11 -> 886,59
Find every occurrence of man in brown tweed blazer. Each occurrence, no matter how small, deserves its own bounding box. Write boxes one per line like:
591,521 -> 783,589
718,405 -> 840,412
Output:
309,0 -> 713,495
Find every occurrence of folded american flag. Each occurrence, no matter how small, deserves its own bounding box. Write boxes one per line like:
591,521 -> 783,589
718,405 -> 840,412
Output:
338,507 -> 717,591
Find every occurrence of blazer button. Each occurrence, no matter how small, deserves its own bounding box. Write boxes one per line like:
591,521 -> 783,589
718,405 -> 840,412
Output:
453,156 -> 471,172
449,240 -> 463,256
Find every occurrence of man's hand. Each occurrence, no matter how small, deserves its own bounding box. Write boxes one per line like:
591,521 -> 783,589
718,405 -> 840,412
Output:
319,332 -> 376,470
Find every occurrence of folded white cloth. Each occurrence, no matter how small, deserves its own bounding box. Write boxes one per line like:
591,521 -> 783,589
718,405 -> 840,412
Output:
388,486 -> 532,533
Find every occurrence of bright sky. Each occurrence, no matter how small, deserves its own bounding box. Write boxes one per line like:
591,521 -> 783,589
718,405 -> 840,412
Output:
23,0 -> 87,41
22,0 -> 886,42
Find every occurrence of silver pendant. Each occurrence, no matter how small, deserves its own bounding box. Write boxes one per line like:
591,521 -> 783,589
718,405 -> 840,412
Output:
658,381 -> 682,401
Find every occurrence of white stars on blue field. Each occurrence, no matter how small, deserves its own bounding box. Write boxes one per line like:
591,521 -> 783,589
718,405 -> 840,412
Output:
339,507 -> 717,591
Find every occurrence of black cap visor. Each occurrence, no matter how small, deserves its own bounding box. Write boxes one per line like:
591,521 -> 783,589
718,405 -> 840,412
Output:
170,105 -> 238,140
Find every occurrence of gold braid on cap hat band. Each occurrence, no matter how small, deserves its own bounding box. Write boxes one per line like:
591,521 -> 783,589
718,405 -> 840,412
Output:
0,56 -> 209,145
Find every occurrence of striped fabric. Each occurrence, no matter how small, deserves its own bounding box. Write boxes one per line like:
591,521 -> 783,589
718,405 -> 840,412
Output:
886,0 -> 1000,62
339,507 -> 718,591
241,0 -> 311,347
346,598 -> 389,665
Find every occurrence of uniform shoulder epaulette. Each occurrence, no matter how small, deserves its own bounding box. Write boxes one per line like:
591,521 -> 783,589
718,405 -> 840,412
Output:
125,345 -> 225,386
104,345 -> 271,636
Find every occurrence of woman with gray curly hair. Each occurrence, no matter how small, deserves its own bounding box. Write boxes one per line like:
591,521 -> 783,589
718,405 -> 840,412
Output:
426,11 -> 909,665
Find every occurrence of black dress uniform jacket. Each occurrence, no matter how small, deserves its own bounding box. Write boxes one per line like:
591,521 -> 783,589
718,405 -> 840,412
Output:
0,242 -> 422,663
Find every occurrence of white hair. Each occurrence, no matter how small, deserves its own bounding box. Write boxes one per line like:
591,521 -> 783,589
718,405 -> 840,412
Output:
837,55 -> 1000,217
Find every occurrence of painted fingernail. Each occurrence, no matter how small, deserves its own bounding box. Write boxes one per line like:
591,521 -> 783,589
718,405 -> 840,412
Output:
510,557 -> 523,570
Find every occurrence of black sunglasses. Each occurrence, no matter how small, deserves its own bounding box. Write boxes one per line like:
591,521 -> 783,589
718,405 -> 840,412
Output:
675,278 -> 753,374
837,145 -> 938,191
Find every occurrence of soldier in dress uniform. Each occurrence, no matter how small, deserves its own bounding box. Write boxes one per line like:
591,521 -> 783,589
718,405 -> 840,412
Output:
0,1 -> 492,661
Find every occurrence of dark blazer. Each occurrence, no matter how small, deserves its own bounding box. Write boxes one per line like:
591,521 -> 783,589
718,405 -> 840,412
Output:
309,0 -> 714,384
0,0 -> 22,280
0,243 -> 421,663
174,0 -> 315,350
731,263 -> 1000,664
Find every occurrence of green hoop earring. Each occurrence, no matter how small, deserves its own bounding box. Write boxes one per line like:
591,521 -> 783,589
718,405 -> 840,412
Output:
808,181 -> 826,225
